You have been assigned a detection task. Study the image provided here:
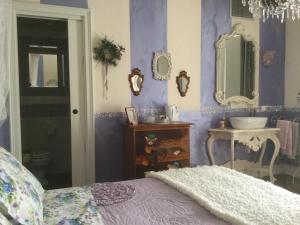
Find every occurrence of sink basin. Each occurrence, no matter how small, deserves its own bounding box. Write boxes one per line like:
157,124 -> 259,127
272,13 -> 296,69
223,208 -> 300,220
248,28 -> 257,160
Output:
229,117 -> 268,129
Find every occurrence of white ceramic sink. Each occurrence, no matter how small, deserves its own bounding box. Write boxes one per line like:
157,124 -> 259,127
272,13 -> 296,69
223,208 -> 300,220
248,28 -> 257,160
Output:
229,117 -> 268,129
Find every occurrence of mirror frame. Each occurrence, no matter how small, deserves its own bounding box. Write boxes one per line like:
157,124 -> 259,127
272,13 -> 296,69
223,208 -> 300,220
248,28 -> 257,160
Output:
152,52 -> 172,80
128,68 -> 144,96
18,38 -> 69,96
215,23 -> 259,106
176,70 -> 190,97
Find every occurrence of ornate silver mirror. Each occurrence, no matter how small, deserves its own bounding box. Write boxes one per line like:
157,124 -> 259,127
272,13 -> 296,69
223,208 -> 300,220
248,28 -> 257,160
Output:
129,68 -> 144,96
176,71 -> 190,97
152,52 -> 172,80
215,24 -> 259,106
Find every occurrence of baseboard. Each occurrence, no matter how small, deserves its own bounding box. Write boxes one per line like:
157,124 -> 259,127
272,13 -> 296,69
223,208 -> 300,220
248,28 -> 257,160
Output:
222,160 -> 300,179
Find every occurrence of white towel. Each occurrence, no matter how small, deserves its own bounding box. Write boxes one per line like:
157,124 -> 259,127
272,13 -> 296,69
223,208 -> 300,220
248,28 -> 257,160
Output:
292,122 -> 299,159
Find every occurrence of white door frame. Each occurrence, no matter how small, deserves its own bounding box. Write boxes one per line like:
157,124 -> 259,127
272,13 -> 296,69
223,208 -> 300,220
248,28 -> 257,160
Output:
9,1 -> 95,185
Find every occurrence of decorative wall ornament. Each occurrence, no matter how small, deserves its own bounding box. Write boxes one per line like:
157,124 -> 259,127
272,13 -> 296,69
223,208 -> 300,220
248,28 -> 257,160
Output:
237,135 -> 267,152
152,52 -> 172,80
128,68 -> 144,96
94,37 -> 125,99
176,71 -> 190,97
261,50 -> 275,67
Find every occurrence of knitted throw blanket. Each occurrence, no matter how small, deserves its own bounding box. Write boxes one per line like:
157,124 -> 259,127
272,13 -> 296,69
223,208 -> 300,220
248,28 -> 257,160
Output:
147,166 -> 300,225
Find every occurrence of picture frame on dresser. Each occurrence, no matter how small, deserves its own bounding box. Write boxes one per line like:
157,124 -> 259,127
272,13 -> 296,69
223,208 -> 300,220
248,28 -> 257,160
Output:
125,107 -> 138,125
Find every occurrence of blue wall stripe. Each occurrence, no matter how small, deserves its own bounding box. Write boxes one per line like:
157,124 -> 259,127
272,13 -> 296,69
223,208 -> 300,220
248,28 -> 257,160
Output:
130,0 -> 168,109
259,19 -> 285,106
201,0 -> 231,107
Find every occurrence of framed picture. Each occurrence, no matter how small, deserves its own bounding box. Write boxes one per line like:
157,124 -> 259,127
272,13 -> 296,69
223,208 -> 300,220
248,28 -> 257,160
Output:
125,107 -> 138,125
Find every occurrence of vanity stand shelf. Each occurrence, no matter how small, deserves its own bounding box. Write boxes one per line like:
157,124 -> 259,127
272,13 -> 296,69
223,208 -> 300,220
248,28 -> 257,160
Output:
207,128 -> 280,183
124,122 -> 192,179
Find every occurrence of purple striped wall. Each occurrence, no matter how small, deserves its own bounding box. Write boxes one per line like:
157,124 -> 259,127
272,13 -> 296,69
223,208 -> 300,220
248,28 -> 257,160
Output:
260,19 -> 285,106
96,0 -> 284,181
201,0 -> 231,107
130,0 -> 168,109
0,0 -> 287,182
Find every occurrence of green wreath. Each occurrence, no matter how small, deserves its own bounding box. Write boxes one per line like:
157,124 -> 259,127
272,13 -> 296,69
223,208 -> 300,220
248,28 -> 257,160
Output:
93,37 -> 125,66
93,37 -> 125,99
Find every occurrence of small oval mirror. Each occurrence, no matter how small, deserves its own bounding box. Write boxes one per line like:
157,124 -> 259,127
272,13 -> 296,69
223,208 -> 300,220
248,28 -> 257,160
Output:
129,68 -> 144,96
153,52 -> 172,80
176,71 -> 190,97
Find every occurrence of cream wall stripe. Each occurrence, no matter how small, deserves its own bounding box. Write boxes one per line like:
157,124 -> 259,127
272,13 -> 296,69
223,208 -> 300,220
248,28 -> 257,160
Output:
167,0 -> 201,111
89,0 -> 131,113
285,20 -> 300,108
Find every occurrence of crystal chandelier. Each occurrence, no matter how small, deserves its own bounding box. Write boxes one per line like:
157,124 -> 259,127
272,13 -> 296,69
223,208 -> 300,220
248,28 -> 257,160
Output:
242,0 -> 300,22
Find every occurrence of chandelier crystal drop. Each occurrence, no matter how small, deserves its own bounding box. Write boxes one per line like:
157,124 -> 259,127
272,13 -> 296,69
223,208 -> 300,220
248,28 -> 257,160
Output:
242,0 -> 300,22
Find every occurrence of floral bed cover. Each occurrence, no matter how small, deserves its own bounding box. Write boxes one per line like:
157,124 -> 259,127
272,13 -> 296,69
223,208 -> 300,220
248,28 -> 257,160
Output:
43,186 -> 104,225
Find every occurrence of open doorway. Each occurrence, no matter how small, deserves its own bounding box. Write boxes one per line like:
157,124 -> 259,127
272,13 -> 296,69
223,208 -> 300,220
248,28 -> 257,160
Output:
10,1 -> 95,188
17,17 -> 71,189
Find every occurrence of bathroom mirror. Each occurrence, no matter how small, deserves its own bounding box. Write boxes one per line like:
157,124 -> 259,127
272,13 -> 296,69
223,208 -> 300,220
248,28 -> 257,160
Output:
152,52 -> 172,80
215,24 -> 259,106
176,71 -> 190,97
129,68 -> 144,96
29,53 -> 59,88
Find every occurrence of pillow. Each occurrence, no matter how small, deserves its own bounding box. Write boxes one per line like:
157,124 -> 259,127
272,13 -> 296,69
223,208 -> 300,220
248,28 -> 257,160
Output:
0,147 -> 44,197
0,213 -> 12,225
0,148 -> 43,225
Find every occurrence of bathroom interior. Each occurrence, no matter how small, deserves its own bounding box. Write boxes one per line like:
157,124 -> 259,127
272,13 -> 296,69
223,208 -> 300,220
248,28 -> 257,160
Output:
17,17 -> 72,189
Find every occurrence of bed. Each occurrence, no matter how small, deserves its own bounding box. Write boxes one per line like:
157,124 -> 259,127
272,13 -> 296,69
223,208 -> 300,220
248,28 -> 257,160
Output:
1,147 -> 300,225
40,177 -> 228,225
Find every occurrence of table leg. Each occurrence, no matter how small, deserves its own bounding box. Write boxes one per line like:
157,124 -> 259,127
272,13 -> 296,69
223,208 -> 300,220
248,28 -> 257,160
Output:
207,135 -> 216,165
258,141 -> 267,166
230,139 -> 235,169
257,141 -> 267,178
268,136 -> 280,183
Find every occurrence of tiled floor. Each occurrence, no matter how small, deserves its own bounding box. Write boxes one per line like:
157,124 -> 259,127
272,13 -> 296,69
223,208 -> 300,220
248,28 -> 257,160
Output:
275,175 -> 300,194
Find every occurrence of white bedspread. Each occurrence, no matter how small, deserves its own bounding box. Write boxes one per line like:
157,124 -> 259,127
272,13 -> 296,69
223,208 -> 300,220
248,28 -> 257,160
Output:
147,166 -> 300,225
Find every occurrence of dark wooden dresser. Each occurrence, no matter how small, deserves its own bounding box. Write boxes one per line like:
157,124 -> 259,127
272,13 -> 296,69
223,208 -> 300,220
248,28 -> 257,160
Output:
124,122 -> 192,179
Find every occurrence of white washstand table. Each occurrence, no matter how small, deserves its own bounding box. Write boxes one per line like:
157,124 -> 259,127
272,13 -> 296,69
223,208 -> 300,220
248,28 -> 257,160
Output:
207,128 -> 280,183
